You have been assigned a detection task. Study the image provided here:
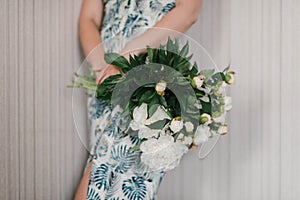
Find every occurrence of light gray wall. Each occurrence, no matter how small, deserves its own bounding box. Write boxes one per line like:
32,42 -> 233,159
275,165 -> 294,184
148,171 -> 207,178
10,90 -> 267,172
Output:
0,0 -> 299,200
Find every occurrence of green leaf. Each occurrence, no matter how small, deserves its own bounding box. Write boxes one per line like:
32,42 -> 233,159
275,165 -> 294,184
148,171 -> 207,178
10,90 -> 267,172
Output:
200,69 -> 215,77
200,98 -> 212,114
159,95 -> 168,108
179,42 -> 189,57
104,53 -> 130,72
147,46 -> 154,62
147,119 -> 167,129
139,89 -> 156,104
148,104 -> 160,117
190,62 -> 199,76
223,64 -> 231,73
129,143 -> 141,152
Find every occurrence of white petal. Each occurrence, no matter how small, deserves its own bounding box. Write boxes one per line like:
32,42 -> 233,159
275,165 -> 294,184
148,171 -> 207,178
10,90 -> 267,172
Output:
138,125 -> 160,139
194,125 -> 210,145
184,122 -> 194,132
129,120 -> 140,131
133,103 -> 148,123
145,106 -> 170,125
169,119 -> 184,133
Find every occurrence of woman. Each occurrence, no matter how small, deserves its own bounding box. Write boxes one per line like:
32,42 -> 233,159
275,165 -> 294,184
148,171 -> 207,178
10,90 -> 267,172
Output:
75,0 -> 201,199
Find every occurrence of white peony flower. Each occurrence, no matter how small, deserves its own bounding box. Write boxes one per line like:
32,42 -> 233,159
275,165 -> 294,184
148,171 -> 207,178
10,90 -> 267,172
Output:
194,125 -> 211,145
184,121 -> 194,132
200,113 -> 212,125
129,103 -> 169,139
140,135 -> 188,171
224,96 -> 232,111
155,80 -> 167,96
177,133 -> 193,146
181,136 -> 193,146
218,125 -> 228,135
177,133 -> 184,140
169,117 -> 184,133
192,74 -> 206,89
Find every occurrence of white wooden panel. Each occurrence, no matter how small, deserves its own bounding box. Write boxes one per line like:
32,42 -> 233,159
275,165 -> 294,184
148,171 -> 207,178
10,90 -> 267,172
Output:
0,0 -> 8,199
18,0 -> 35,198
281,0 -> 300,199
6,0 -> 20,199
261,1 -> 282,199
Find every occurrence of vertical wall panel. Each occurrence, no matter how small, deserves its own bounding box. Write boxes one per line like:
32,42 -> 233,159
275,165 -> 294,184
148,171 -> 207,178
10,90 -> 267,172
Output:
247,0 -> 263,199
0,0 -> 8,199
7,0 -> 20,199
18,0 -> 35,199
229,0 -> 253,199
34,0 -> 51,198
261,0 -> 282,199
281,0 -> 300,199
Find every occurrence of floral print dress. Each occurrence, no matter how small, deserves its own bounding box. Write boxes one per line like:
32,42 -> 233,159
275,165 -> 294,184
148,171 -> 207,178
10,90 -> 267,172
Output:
85,0 -> 176,199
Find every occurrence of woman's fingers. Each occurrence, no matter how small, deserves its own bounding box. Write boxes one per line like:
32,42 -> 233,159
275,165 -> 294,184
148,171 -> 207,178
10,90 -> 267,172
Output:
96,65 -> 120,85
95,69 -> 105,84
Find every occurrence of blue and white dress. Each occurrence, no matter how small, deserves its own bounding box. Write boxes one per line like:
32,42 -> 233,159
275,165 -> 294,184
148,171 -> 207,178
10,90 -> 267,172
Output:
85,0 -> 176,199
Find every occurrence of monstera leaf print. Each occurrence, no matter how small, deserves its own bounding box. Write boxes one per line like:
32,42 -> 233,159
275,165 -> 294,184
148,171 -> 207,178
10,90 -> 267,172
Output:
86,187 -> 101,200
94,164 -> 109,191
110,144 -> 138,174
129,135 -> 140,146
122,176 -> 147,200
161,2 -> 176,14
149,0 -> 162,11
97,136 -> 109,157
104,171 -> 122,200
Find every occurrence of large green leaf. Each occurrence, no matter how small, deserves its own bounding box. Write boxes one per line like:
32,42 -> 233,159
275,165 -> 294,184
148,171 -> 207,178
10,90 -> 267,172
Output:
104,53 -> 130,72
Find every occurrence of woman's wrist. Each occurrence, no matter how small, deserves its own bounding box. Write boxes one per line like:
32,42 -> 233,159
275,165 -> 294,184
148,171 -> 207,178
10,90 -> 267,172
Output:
121,41 -> 147,59
90,59 -> 107,72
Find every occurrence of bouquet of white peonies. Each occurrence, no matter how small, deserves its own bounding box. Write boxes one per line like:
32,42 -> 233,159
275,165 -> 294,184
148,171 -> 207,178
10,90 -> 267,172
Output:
70,38 -> 235,172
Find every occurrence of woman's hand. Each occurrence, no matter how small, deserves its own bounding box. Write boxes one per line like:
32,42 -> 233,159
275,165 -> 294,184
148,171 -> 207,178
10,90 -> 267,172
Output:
95,43 -> 146,85
95,65 -> 120,85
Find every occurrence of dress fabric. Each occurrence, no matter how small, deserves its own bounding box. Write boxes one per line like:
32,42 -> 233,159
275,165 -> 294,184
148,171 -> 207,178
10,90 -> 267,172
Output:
85,0 -> 176,199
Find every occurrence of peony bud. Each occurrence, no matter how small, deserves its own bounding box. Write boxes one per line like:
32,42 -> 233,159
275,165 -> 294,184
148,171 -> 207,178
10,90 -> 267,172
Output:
192,74 -> 206,89
218,125 -> 228,135
194,125 -> 211,145
184,122 -> 194,132
182,136 -> 193,146
199,113 -> 212,125
155,81 -> 167,96
169,117 -> 184,133
225,71 -> 235,84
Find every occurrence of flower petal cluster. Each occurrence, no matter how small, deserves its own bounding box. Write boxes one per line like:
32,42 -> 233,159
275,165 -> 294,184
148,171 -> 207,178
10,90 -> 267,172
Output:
129,103 -> 170,139
140,135 -> 188,171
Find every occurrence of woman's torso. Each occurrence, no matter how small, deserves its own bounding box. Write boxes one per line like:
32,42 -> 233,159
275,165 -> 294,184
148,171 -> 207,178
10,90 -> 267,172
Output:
100,0 -> 176,53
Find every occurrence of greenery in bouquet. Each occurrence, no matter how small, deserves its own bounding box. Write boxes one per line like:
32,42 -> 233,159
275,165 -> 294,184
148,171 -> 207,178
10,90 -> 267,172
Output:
69,38 -> 235,171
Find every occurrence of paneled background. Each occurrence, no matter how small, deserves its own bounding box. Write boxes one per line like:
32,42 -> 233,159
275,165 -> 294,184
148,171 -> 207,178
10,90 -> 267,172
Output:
0,0 -> 299,199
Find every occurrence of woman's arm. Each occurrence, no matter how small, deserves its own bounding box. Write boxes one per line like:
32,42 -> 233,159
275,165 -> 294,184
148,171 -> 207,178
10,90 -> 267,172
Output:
121,0 -> 202,56
79,0 -> 120,84
79,0 -> 106,70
